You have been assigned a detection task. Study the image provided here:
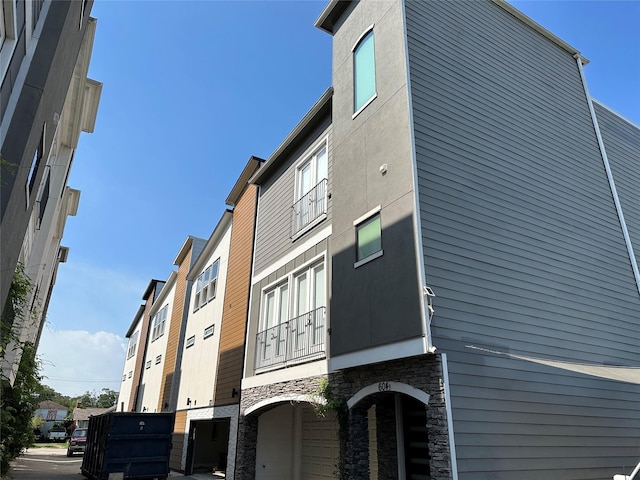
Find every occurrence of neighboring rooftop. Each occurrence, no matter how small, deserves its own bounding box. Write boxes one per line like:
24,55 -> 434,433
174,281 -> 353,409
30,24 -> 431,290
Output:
37,400 -> 68,411
73,406 -> 116,421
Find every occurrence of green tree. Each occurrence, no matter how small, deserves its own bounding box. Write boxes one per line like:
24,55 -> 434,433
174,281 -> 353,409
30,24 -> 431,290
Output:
0,264 -> 41,477
0,343 -> 42,476
96,388 -> 118,408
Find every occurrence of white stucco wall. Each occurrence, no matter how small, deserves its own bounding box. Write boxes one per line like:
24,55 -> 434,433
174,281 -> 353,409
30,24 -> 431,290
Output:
177,221 -> 232,411
138,280 -> 176,412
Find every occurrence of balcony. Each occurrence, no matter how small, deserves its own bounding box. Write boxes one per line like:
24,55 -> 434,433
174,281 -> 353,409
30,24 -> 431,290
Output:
291,179 -> 327,237
255,307 -> 326,370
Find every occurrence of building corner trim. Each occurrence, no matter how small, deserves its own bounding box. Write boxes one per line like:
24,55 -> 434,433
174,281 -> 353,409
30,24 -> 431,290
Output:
574,54 -> 640,296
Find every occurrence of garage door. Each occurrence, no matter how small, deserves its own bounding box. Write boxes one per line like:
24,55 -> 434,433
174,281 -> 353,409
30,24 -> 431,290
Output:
301,405 -> 339,480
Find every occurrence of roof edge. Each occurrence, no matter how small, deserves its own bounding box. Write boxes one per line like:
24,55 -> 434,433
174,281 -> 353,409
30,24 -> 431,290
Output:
315,0 -> 352,34
250,87 -> 333,185
125,304 -> 146,338
226,156 -> 265,207
187,210 -> 234,281
492,0 -> 588,64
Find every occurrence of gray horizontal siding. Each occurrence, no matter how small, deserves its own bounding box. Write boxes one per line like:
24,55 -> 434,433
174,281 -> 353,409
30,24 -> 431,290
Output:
406,0 -> 640,478
594,101 -> 640,276
253,119 -> 332,276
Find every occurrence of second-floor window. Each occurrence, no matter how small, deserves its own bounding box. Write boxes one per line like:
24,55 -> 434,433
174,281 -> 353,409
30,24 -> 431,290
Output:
256,260 -> 326,369
126,331 -> 138,359
151,305 -> 168,341
194,259 -> 220,310
292,144 -> 328,237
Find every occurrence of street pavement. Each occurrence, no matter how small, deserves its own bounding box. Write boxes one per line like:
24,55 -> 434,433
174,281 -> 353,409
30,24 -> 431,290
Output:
8,447 -> 218,479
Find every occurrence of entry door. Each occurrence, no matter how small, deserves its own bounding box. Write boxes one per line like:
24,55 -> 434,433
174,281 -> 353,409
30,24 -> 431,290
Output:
185,423 -> 196,475
402,396 -> 430,480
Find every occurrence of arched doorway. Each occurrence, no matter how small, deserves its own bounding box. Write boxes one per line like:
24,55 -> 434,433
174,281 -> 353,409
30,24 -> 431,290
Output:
348,382 -> 431,480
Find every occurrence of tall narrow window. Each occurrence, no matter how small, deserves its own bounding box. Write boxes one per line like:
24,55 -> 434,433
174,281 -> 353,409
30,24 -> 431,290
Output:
194,258 -> 220,310
151,305 -> 168,341
126,331 -> 139,359
353,29 -> 376,113
292,144 -> 328,236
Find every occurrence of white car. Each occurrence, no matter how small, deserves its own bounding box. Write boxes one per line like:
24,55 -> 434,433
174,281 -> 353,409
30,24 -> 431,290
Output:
614,461 -> 640,480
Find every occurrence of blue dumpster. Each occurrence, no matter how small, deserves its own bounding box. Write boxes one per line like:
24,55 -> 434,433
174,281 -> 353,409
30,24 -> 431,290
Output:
81,412 -> 174,480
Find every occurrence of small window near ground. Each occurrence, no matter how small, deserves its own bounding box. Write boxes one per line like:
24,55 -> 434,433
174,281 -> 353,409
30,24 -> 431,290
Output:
355,211 -> 382,267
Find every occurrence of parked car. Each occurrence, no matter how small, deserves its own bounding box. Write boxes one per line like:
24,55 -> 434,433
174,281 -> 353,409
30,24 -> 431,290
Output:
47,425 -> 67,442
67,428 -> 88,457
614,460 -> 640,480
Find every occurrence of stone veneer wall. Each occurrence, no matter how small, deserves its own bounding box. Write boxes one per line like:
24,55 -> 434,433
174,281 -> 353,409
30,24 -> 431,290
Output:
180,405 -> 239,478
236,353 -> 452,480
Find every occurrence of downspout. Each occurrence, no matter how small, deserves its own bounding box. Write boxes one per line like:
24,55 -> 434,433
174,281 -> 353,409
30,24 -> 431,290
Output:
574,54 -> 640,296
400,0 -> 435,354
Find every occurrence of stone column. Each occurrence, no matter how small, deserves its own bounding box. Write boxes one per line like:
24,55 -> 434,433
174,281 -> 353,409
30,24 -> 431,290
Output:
346,406 -> 369,479
234,414 -> 258,480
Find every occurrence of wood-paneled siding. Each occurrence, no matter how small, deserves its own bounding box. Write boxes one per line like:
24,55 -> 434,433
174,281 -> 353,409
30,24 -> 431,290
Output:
594,101 -> 640,290
158,249 -> 191,413
215,184 -> 258,406
405,1 -> 640,478
253,121 -> 332,276
170,410 -> 188,472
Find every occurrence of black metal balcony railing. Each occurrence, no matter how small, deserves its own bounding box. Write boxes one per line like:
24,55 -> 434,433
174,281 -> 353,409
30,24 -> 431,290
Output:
292,179 -> 328,237
255,306 -> 326,370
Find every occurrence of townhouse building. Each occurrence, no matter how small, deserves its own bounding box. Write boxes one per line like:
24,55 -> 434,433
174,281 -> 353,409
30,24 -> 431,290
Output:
116,159 -> 261,478
1,0 -> 101,383
171,157 -> 261,478
117,278 -> 166,412
235,1 -> 640,479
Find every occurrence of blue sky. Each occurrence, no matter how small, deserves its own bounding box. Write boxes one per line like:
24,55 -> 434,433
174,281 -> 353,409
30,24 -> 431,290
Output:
37,0 -> 640,397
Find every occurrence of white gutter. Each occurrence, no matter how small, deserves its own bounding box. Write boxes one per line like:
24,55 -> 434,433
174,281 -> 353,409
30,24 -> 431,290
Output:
574,54 -> 640,296
400,0 -> 435,355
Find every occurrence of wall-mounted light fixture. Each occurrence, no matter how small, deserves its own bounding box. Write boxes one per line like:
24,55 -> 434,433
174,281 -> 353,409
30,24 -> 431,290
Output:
186,398 -> 191,406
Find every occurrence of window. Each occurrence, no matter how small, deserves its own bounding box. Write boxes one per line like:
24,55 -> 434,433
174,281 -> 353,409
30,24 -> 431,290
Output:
292,144 -> 328,236
353,28 -> 376,114
293,262 -> 326,350
185,335 -> 195,348
122,375 -> 126,382
26,126 -> 44,206
203,324 -> 214,339
151,305 -> 168,341
128,371 -> 132,378
262,282 -> 289,332
355,210 -> 382,266
194,259 -> 220,310
126,331 -> 139,359
37,169 -> 50,228
255,259 -> 327,369
145,360 -> 151,370
155,355 -> 162,365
